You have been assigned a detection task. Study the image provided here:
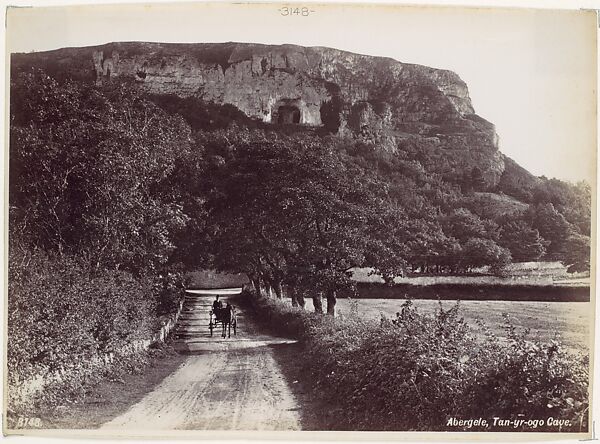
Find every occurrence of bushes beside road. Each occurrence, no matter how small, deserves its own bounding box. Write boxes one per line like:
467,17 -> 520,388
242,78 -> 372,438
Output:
245,290 -> 589,431
7,249 -> 185,416
7,72 -> 191,418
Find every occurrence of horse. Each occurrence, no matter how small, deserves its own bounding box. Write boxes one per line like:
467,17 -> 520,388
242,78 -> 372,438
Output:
218,303 -> 236,338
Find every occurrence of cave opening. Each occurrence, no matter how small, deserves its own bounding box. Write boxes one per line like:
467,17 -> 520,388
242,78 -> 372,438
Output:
277,105 -> 301,124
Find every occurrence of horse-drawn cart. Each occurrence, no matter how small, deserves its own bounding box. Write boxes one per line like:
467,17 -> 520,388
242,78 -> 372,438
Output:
209,305 -> 237,338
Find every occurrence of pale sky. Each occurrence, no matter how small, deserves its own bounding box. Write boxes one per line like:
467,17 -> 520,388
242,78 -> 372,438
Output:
6,2 -> 597,183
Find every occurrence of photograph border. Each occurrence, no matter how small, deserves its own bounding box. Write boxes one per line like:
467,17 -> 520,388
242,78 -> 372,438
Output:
1,1 -> 598,442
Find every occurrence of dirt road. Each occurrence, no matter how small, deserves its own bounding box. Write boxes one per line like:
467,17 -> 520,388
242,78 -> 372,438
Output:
101,293 -> 301,431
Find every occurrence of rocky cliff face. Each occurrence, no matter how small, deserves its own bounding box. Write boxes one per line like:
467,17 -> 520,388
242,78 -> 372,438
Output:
11,42 -> 506,186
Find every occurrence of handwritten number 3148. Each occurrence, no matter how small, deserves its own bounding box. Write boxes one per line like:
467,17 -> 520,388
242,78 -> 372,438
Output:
279,7 -> 314,16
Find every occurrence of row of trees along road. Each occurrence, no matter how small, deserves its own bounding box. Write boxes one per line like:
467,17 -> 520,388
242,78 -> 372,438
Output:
187,130 -> 408,315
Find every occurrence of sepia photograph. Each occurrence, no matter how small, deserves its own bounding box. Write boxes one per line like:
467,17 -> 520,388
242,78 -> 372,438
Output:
2,1 -> 597,440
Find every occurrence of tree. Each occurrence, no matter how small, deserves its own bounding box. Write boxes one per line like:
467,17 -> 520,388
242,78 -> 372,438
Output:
528,203 -> 572,260
8,71 -> 194,406
10,71 -> 193,274
440,208 -> 488,243
198,129 -> 407,315
499,220 -> 546,262
462,238 -> 512,273
559,181 -> 592,236
562,234 -> 590,272
531,178 -> 591,236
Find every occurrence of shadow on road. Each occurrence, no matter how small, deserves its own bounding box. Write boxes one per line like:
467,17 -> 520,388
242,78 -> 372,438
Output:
268,341 -> 336,431
231,294 -> 333,431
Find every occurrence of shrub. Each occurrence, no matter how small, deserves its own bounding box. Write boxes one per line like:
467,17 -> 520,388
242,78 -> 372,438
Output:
242,289 -> 318,338
463,318 -> 589,431
7,248 -> 173,414
154,271 -> 187,317
245,291 -> 589,431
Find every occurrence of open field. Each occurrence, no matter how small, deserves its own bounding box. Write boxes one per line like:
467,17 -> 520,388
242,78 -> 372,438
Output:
350,263 -> 591,288
292,298 -> 592,356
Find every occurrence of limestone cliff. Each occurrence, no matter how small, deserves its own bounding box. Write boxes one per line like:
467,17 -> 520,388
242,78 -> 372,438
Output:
11,42 -> 506,186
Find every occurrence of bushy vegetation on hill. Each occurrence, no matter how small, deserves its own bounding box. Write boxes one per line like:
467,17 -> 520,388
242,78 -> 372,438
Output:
246,290 -> 589,431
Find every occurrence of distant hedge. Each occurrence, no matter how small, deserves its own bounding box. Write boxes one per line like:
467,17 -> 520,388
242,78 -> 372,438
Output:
245,290 -> 589,431
353,282 -> 590,302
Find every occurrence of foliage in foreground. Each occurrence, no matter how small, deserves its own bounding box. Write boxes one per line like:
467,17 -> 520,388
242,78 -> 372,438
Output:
7,248 -> 185,414
246,291 -> 589,432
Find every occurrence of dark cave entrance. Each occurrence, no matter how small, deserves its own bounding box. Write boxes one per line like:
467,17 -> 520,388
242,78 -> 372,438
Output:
277,105 -> 301,124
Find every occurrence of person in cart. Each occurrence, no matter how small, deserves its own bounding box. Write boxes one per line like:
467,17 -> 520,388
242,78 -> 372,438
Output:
212,295 -> 223,318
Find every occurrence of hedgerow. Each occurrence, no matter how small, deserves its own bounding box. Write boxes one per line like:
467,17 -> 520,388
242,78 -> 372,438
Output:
244,290 -> 588,431
7,248 -> 184,416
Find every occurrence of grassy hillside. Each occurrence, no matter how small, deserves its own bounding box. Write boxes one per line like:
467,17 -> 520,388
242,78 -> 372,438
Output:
460,191 -> 528,220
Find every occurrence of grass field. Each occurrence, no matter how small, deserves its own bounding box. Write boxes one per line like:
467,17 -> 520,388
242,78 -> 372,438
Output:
292,298 -> 592,356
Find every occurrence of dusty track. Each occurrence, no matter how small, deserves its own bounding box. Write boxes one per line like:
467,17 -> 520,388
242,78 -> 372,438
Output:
101,294 -> 300,431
